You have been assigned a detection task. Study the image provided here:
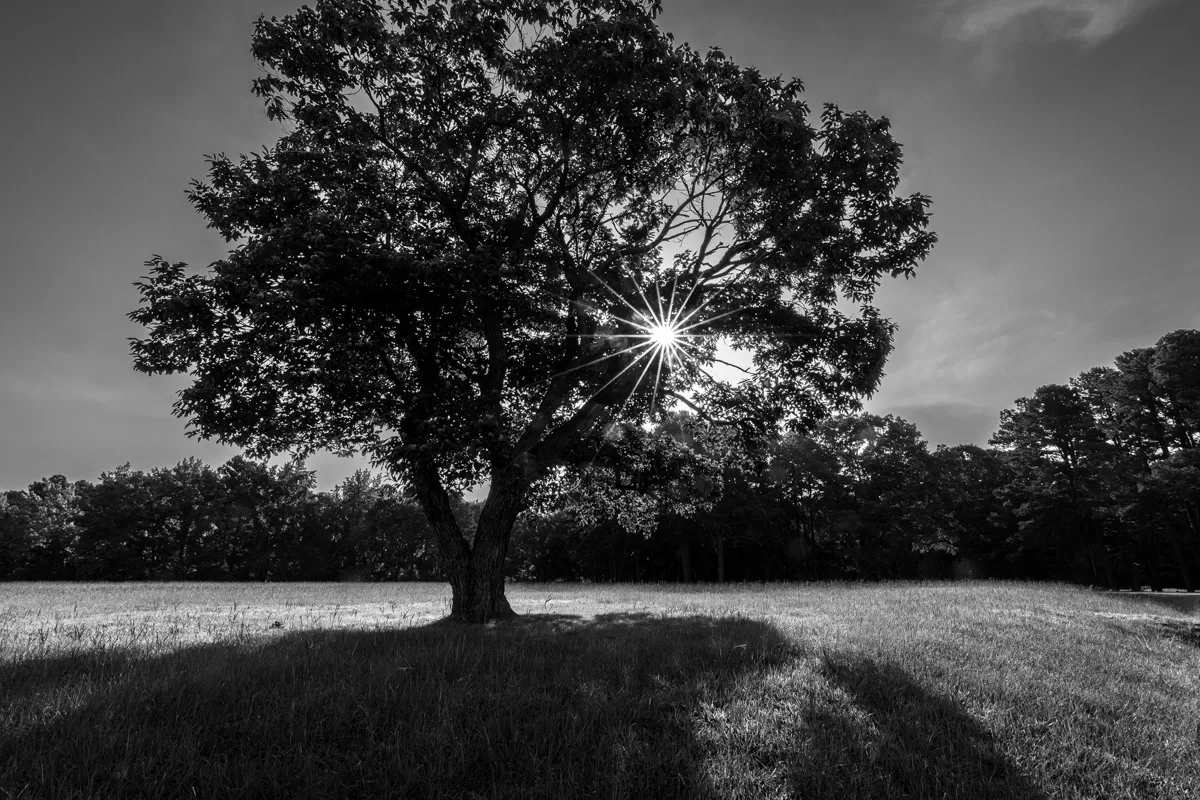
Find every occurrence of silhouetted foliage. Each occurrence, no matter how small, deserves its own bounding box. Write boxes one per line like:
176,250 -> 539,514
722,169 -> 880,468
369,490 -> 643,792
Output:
988,330 -> 1200,591
0,457 -> 472,583
127,0 -> 934,619
9,331 -> 1198,588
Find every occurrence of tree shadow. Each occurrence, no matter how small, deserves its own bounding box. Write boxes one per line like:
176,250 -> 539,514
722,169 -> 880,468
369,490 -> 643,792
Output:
787,653 -> 1048,799
1,613 -> 1046,799
0,611 -> 789,799
1152,617 -> 1200,647
1112,592 -> 1200,615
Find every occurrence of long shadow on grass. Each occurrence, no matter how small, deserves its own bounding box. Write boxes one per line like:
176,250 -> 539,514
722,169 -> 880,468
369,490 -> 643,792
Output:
786,653 -> 1048,799
0,611 -> 791,800
1114,592 -> 1200,615
1,613 -> 1049,800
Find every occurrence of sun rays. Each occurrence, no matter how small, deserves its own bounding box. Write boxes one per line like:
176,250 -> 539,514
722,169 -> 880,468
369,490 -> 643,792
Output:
546,269 -> 747,423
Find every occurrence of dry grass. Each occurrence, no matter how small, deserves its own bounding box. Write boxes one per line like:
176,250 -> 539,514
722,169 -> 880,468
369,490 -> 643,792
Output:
2,581 -> 1198,799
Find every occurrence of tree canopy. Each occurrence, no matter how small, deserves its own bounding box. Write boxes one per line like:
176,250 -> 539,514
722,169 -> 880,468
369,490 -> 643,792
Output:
130,0 -> 935,620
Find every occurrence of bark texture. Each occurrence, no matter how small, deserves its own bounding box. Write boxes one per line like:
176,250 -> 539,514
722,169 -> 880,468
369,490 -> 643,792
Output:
411,456 -> 534,622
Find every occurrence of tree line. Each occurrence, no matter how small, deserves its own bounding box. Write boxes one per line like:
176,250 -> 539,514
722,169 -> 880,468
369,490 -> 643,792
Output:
510,328 -> 1198,590
4,329 -> 1196,589
0,458 -> 460,582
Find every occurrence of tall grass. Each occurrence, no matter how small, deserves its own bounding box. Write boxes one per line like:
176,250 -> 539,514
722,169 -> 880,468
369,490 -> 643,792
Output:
2,582 -> 1197,799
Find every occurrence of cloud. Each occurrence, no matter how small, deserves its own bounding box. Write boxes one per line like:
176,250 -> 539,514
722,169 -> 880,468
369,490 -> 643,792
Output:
943,0 -> 1166,46
880,280 -> 1076,403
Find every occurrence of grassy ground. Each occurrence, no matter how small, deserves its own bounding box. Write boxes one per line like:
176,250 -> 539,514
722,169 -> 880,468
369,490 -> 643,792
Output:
1,581 -> 1197,799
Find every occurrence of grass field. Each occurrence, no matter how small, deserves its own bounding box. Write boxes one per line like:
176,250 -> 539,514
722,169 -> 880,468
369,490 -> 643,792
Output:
2,581 -> 1198,799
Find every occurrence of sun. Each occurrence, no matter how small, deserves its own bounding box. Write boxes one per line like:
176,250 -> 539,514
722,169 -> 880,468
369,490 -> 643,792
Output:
546,269 -> 746,424
648,323 -> 680,349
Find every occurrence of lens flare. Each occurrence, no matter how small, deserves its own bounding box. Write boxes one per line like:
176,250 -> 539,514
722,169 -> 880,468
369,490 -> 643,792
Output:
538,269 -> 746,426
648,323 -> 680,349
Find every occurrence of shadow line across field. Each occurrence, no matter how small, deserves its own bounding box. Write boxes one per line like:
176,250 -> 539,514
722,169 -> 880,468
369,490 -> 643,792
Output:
1,611 -> 1044,799
795,654 -> 1046,799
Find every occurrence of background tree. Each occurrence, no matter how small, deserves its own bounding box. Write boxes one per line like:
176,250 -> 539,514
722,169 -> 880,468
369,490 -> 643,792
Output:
217,457 -> 319,580
326,469 -> 392,580
926,444 -> 1016,578
129,0 -> 934,620
1151,330 -> 1200,449
991,384 -> 1125,586
1105,331 -> 1200,589
768,428 -> 844,579
0,476 -> 82,579
74,465 -> 160,579
769,414 -> 940,580
0,494 -> 20,579
326,469 -> 458,580
149,457 -> 228,579
528,412 -> 766,582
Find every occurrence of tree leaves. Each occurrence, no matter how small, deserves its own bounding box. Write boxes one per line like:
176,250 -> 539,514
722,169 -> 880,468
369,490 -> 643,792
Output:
130,0 -> 934,602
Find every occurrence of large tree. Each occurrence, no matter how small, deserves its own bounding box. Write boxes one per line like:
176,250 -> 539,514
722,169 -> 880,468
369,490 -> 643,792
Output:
130,0 -> 934,620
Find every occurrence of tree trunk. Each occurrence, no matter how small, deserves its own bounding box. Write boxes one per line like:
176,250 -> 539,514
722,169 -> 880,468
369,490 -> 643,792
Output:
410,456 -> 532,623
1180,503 -> 1200,583
449,516 -> 516,623
1147,526 -> 1164,592
678,540 -> 692,583
1164,524 -> 1194,593
1126,532 -> 1141,592
1095,547 -> 1115,589
715,532 -> 726,583
1083,517 -> 1114,589
175,516 -> 193,578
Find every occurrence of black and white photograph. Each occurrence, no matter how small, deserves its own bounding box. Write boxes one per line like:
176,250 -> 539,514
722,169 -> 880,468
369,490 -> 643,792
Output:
2,0 -> 1198,797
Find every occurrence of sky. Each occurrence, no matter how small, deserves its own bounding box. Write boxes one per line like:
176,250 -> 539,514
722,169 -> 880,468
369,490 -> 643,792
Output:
1,0 -> 1197,491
